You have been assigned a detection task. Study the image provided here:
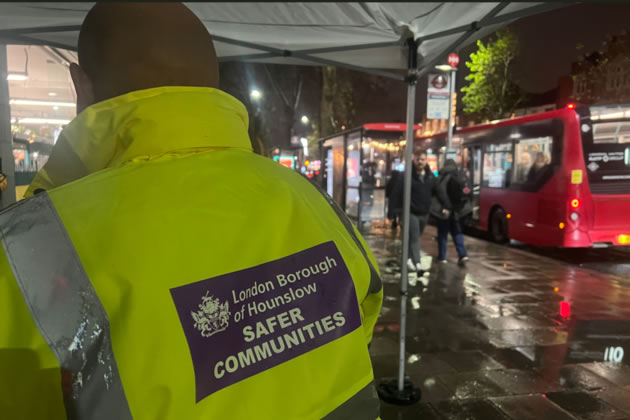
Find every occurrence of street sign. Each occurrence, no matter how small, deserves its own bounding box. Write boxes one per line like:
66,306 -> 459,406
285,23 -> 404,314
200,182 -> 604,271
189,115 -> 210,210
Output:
448,53 -> 459,68
427,73 -> 450,120
427,95 -> 449,120
445,148 -> 458,161
428,73 -> 450,95
431,75 -> 447,90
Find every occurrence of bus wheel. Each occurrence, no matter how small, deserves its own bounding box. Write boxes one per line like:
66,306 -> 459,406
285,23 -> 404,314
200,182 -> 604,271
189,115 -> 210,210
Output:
490,208 -> 509,244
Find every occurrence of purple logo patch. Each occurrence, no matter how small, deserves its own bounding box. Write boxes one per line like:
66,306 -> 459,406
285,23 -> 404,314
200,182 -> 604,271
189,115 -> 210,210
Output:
170,241 -> 361,402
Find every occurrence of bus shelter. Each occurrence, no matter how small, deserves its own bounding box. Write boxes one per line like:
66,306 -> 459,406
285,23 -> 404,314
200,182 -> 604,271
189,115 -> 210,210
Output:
320,123 -> 419,226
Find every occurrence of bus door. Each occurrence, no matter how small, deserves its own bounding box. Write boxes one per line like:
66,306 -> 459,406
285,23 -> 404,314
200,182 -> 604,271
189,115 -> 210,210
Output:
465,145 -> 482,222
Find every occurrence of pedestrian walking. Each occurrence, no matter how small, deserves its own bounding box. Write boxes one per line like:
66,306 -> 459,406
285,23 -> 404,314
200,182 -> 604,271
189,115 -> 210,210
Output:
0,3 -> 383,419
431,158 -> 472,266
385,169 -> 402,229
393,150 -> 435,274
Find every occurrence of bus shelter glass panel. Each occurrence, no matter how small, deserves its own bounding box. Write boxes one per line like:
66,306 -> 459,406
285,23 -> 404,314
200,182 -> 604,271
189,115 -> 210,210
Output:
359,138 -> 395,222
322,134 -> 345,208
345,132 -> 361,219
326,147 -> 333,195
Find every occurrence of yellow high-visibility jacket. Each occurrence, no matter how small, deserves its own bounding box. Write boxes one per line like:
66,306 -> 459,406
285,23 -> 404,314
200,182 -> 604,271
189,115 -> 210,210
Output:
0,87 -> 383,419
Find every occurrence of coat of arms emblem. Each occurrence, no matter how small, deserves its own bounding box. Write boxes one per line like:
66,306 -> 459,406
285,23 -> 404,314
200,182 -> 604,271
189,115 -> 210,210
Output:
191,291 -> 231,337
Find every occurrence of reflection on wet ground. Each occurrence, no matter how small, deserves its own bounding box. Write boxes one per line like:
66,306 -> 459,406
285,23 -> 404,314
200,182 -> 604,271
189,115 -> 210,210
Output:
510,241 -> 630,278
364,223 -> 630,419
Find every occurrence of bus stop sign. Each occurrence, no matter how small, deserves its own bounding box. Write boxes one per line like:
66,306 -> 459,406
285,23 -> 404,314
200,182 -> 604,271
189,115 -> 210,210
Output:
448,53 -> 459,68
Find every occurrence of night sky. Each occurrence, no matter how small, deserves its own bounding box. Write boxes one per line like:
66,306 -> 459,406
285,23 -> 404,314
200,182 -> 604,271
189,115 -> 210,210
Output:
344,3 -> 630,125
499,2 -> 630,93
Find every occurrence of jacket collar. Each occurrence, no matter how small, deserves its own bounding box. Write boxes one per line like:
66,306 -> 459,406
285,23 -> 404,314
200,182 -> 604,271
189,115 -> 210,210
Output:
26,86 -> 252,196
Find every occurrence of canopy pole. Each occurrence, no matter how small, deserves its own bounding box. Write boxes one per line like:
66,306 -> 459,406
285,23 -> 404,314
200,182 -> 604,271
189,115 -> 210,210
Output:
377,38 -> 421,406
397,46 -> 416,392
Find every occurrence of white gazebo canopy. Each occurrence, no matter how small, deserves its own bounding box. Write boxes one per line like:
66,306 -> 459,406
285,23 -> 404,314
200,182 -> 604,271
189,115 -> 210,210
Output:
0,2 -> 564,79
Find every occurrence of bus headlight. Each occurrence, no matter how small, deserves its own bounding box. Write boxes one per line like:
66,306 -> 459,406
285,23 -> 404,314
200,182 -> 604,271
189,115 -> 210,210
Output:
570,212 -> 579,221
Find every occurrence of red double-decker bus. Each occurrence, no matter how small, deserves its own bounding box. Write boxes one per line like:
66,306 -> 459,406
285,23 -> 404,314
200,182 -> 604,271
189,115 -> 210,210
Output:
417,104 -> 630,248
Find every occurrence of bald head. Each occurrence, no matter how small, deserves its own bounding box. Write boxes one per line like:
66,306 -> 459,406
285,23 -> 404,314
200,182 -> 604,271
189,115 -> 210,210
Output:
72,3 -> 219,109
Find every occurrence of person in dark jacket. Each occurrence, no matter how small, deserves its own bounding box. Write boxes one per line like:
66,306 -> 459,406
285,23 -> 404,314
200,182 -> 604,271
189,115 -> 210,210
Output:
432,158 -> 471,266
385,169 -> 402,229
392,150 -> 435,273
527,151 -> 550,184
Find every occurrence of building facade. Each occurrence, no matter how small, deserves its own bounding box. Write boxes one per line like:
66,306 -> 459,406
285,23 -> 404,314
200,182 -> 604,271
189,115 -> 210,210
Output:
572,30 -> 630,105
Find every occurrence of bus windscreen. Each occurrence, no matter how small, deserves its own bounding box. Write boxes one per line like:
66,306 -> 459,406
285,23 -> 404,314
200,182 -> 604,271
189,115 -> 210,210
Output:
584,106 -> 630,193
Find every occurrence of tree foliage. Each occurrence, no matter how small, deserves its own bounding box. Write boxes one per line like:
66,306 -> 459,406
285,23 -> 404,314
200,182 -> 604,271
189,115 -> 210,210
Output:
461,29 -> 526,121
319,67 -> 355,137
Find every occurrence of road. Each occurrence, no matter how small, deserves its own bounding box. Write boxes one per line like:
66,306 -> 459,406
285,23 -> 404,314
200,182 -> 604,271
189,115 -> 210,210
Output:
509,241 -> 630,278
458,224 -> 630,278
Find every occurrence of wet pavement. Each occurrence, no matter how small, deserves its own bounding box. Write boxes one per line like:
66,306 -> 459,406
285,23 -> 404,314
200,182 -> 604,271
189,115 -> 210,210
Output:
509,242 -> 630,278
363,222 -> 630,420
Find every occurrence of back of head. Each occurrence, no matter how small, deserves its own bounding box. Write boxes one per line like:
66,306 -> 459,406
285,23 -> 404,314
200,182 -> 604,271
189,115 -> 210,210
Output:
78,3 -> 219,103
441,159 -> 457,175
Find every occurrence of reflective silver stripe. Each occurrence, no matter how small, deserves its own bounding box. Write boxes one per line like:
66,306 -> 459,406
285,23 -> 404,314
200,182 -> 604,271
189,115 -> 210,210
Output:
0,193 -> 133,420
322,381 -> 380,420
306,177 -> 383,295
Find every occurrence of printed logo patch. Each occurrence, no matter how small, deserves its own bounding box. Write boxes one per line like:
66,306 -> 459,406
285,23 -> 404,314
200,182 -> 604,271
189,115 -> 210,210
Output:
191,292 -> 231,337
170,241 -> 361,402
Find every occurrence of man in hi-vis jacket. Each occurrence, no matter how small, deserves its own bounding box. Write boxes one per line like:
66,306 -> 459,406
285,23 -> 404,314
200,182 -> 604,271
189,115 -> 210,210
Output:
0,3 -> 383,419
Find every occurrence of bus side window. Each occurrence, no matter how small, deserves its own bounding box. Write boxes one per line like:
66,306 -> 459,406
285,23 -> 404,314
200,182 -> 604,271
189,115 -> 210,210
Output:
482,143 -> 513,188
514,145 -> 533,184
513,136 -> 553,186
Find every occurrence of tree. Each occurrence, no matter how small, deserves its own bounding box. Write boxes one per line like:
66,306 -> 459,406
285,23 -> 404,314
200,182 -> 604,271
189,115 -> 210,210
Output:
263,64 -> 305,143
319,66 -> 355,137
220,62 -> 320,155
461,29 -> 526,121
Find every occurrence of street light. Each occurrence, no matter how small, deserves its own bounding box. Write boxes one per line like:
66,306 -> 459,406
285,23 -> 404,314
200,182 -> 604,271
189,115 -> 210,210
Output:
434,65 -> 452,72
301,115 -> 309,124
250,89 -> 262,101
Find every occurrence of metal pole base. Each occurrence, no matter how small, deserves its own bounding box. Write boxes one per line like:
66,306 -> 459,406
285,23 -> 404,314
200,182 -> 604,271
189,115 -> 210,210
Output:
376,378 -> 421,405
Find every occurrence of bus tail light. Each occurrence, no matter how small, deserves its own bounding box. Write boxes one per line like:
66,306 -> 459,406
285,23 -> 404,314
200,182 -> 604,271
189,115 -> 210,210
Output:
619,234 -> 630,245
559,222 -> 566,230
567,103 -> 576,110
570,212 -> 579,221
570,198 -> 581,209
